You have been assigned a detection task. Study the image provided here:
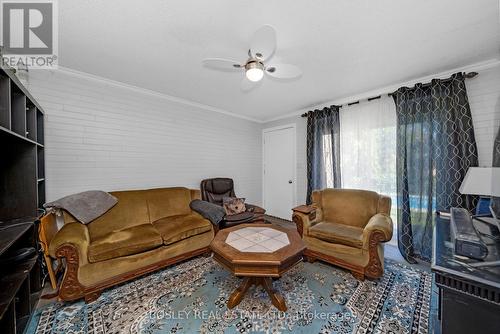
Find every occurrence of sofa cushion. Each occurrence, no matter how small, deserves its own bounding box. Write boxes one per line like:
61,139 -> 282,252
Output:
320,189 -> 382,228
152,214 -> 212,245
88,190 -> 150,240
145,187 -> 193,222
309,222 -> 364,248
88,224 -> 163,263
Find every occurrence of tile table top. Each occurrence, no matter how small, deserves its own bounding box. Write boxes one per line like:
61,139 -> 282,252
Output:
225,227 -> 290,253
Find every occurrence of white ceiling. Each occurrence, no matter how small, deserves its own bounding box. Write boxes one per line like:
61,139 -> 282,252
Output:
58,0 -> 500,122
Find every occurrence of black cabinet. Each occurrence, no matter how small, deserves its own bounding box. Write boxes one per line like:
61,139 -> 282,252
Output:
0,221 -> 43,334
0,67 -> 45,221
432,215 -> 500,334
0,65 -> 45,334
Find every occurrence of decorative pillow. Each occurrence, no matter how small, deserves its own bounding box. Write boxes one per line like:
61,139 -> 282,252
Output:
222,197 -> 246,216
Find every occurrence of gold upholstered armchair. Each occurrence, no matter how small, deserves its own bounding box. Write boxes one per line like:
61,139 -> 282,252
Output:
292,189 -> 393,280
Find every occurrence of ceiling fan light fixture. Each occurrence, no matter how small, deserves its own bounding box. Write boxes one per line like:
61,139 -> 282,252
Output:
202,25 -> 301,89
246,68 -> 263,82
245,61 -> 264,82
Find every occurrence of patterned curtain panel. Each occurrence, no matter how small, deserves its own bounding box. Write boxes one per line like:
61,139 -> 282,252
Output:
306,106 -> 341,204
492,126 -> 500,216
494,126 -> 500,167
392,72 -> 478,263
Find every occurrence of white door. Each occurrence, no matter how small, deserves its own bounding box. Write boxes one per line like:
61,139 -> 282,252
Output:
263,125 -> 296,219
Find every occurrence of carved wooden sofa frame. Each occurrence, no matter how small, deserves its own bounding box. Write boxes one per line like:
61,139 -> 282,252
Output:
55,243 -> 211,303
292,202 -> 392,281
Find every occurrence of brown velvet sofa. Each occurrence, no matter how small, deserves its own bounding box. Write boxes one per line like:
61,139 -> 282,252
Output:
292,189 -> 393,280
49,187 -> 215,302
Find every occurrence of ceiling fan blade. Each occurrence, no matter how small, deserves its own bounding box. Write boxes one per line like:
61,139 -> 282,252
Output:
202,58 -> 242,72
240,77 -> 261,92
265,64 -> 302,79
250,25 -> 276,61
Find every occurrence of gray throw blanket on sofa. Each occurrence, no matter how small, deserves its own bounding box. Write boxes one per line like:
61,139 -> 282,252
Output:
190,199 -> 225,226
44,190 -> 118,224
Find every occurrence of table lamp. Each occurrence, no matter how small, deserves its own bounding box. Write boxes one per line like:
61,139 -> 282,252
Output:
459,167 -> 500,230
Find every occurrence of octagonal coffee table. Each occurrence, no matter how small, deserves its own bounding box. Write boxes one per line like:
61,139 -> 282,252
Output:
210,224 -> 305,311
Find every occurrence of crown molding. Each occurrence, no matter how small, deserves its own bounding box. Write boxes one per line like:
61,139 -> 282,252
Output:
49,57 -> 500,125
54,66 -> 263,123
263,58 -> 500,123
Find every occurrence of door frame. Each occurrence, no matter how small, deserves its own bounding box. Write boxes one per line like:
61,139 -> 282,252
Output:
262,123 -> 297,216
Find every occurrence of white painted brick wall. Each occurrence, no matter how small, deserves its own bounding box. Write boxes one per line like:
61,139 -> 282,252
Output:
466,65 -> 500,166
24,70 -> 262,204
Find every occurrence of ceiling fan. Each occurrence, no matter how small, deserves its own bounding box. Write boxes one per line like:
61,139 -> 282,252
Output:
202,25 -> 302,90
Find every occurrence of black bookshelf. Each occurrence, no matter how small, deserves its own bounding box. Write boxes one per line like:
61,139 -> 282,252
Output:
0,65 -> 45,334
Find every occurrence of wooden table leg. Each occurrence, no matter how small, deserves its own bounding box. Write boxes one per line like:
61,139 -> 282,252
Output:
259,277 -> 287,312
227,277 -> 253,309
227,276 -> 287,311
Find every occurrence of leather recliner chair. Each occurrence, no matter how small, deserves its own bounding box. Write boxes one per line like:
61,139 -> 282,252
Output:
200,178 -> 266,228
292,188 -> 393,280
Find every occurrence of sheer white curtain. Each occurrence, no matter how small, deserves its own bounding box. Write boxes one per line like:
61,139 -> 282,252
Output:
339,96 -> 397,242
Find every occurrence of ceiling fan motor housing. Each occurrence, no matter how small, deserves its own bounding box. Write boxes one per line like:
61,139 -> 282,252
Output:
245,59 -> 264,72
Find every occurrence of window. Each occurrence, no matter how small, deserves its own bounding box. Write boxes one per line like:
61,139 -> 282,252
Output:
322,133 -> 334,188
339,96 -> 398,243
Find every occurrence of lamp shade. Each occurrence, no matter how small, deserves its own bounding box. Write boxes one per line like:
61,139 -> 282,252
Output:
459,167 -> 500,196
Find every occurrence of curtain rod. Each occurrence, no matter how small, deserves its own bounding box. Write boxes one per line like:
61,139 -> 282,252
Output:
300,71 -> 478,118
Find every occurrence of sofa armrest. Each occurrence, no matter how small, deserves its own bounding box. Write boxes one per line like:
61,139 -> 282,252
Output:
49,222 -> 90,266
190,189 -> 202,200
362,213 -> 393,249
245,203 -> 266,214
292,205 -> 321,237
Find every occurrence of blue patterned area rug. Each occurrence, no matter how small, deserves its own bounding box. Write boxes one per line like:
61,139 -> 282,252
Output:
28,256 -> 432,333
